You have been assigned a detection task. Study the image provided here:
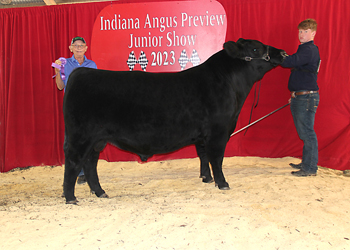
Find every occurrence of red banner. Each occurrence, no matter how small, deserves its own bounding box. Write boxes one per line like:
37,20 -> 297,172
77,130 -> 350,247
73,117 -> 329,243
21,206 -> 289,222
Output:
91,0 -> 227,72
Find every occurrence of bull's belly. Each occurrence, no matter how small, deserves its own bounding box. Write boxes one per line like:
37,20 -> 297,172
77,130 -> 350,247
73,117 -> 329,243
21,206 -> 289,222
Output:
109,133 -> 201,160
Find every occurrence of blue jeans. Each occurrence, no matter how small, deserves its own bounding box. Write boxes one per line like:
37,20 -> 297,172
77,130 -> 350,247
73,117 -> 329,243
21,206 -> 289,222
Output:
290,93 -> 319,173
78,169 -> 84,177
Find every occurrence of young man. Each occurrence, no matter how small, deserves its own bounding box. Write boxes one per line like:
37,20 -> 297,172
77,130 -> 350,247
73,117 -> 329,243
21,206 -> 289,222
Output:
282,19 -> 321,177
54,36 -> 97,184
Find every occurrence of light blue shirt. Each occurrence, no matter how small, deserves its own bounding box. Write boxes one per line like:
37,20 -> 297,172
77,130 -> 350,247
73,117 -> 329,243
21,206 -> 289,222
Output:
61,55 -> 97,91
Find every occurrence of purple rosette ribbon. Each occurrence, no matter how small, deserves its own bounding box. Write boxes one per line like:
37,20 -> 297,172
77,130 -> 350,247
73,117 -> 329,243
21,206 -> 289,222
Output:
51,57 -> 67,80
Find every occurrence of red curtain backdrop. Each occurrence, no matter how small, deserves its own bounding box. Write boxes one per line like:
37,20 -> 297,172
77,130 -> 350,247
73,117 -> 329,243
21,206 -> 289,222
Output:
1,0 -> 349,172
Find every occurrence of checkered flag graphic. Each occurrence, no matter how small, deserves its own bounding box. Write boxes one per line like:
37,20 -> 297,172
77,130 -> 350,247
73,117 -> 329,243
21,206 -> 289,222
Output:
190,49 -> 200,66
178,49 -> 201,70
126,51 -> 149,71
127,51 -> 137,71
178,50 -> 189,70
138,51 -> 148,71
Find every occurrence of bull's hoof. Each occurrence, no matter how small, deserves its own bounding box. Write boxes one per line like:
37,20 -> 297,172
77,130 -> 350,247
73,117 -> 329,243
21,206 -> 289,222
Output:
91,189 -> 108,198
201,175 -> 214,183
98,193 -> 109,198
215,182 -> 230,190
66,199 -> 78,205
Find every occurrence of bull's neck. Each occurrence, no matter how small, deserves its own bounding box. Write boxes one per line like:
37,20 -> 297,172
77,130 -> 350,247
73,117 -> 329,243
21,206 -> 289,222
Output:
234,63 -> 273,103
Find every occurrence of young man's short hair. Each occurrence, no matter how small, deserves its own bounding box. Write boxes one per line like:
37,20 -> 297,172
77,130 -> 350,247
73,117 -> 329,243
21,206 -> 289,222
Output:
298,18 -> 317,31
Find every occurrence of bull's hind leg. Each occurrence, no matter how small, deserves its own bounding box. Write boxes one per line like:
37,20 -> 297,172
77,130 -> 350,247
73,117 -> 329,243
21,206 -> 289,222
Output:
63,134 -> 82,203
63,138 -> 96,204
63,158 -> 81,204
195,143 -> 213,183
84,150 -> 108,198
64,147 -> 107,203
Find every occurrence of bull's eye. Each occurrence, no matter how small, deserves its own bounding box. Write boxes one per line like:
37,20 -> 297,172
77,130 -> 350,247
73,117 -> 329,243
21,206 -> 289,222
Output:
253,48 -> 258,52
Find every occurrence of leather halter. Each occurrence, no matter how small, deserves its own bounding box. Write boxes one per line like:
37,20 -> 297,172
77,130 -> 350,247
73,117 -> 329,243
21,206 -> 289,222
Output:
241,46 -> 270,62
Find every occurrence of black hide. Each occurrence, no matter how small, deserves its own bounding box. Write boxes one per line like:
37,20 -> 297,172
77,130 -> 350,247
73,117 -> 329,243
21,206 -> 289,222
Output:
63,38 -> 286,203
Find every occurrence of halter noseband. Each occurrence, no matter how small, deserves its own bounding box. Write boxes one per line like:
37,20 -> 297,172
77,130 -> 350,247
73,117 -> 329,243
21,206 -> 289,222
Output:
241,46 -> 271,62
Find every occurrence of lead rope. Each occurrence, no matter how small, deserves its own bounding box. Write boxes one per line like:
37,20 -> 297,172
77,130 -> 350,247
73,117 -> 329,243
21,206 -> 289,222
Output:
244,80 -> 262,135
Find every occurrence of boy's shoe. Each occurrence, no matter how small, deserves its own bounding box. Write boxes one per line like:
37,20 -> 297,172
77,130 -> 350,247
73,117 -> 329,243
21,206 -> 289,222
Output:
77,175 -> 87,184
291,170 -> 317,177
289,163 -> 302,169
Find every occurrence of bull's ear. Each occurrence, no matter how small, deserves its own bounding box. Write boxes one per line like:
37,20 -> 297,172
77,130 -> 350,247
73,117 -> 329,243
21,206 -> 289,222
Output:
224,41 -> 240,58
237,38 -> 244,43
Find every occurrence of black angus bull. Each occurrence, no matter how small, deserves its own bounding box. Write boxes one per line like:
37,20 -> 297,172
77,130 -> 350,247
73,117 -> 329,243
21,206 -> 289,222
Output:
63,38 -> 286,204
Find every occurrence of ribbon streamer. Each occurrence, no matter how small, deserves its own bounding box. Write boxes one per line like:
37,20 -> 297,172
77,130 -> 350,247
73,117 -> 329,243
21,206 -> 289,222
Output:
51,57 -> 67,80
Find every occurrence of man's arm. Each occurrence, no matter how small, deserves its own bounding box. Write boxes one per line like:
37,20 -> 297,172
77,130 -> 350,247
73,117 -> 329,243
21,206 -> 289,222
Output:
54,59 -> 65,90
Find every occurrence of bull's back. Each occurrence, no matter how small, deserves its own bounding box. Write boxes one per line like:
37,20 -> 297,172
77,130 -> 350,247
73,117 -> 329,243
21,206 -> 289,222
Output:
65,68 -> 208,122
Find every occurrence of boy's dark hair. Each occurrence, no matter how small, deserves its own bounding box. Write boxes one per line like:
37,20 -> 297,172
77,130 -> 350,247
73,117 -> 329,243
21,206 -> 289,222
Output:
298,19 -> 317,31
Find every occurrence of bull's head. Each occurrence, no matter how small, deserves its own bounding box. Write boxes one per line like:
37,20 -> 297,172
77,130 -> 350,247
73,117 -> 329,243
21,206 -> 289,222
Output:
224,38 -> 287,66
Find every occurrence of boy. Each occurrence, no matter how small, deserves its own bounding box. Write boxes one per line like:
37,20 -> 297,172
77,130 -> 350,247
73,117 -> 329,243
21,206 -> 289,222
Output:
282,19 -> 321,176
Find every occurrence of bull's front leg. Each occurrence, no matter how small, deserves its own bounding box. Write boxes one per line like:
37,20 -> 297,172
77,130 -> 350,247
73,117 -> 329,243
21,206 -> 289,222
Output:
206,132 -> 230,190
210,156 -> 230,190
195,143 -> 213,183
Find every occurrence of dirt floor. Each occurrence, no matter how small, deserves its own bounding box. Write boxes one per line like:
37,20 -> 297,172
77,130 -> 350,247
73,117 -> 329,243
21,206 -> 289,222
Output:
0,156 -> 349,250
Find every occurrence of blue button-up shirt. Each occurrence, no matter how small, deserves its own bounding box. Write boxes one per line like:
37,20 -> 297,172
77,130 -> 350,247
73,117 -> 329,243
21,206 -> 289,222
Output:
281,41 -> 320,92
60,55 -> 97,91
